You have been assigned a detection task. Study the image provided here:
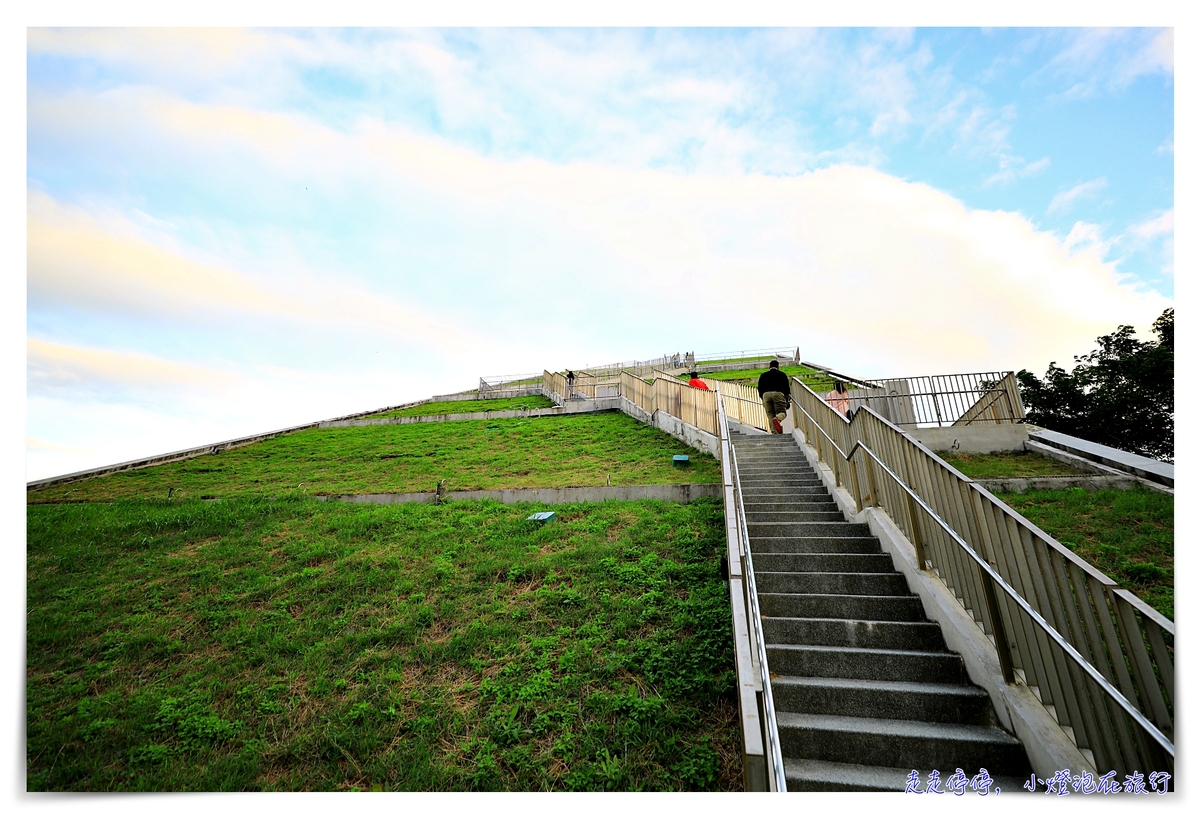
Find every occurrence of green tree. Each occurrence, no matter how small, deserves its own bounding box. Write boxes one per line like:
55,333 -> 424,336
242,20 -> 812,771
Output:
1016,309 -> 1173,462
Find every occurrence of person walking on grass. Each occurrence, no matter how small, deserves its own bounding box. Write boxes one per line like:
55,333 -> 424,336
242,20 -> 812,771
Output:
757,360 -> 791,434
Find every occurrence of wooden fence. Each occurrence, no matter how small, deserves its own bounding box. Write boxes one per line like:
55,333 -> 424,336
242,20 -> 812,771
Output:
618,371 -> 719,436
543,370 -> 567,402
711,380 -> 769,432
790,377 -> 1173,779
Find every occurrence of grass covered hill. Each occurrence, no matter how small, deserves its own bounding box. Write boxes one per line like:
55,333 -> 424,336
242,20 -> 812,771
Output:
28,412 -> 721,504
364,395 -> 556,420
27,497 -> 739,791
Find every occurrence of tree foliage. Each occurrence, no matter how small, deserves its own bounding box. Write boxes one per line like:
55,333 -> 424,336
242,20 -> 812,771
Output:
1016,309 -> 1174,462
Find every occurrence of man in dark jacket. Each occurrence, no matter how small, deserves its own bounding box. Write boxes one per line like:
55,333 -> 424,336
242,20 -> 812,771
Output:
757,360 -> 791,434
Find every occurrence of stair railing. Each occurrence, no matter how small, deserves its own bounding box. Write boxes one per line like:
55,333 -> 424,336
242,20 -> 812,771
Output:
790,377 -> 1174,780
717,390 -> 787,792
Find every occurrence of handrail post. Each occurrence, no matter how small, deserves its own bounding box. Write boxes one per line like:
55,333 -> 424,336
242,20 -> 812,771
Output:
980,568 -> 1016,683
905,491 -> 927,570
864,455 -> 880,508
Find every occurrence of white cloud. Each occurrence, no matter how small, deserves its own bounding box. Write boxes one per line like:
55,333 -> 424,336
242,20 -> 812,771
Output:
27,189 -> 488,358
1128,209 -> 1173,241
1062,221 -> 1114,257
984,155 -> 1050,188
24,68 -> 1172,480
1047,177 -> 1107,215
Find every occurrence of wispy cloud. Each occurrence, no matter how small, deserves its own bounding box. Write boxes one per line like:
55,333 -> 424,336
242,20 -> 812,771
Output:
1047,177 -> 1107,215
28,337 -> 243,405
984,155 -> 1050,188
1047,28 -> 1173,99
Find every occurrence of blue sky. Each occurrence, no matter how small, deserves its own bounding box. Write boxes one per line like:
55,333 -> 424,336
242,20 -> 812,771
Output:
23,25 -> 1175,480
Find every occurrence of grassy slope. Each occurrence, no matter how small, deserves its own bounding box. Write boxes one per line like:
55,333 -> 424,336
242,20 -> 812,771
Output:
994,487 -> 1173,620
27,497 -> 738,791
29,413 -> 721,503
364,396 -> 555,419
937,451 -> 1087,479
705,365 -> 835,392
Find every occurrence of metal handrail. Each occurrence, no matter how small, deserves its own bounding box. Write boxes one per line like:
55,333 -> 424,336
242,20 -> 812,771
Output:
718,390 -> 787,791
791,398 -> 1174,764
851,440 -> 1174,758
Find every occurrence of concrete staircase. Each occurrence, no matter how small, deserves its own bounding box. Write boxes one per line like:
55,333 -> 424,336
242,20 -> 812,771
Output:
731,431 -> 1033,792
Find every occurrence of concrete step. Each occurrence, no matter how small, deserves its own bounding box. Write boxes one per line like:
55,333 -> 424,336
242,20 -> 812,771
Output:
734,484 -> 830,496
762,616 -> 946,651
749,536 -> 882,554
739,496 -> 835,508
737,458 -> 813,468
739,474 -> 825,486
771,676 -> 991,725
756,571 -> 911,596
753,553 -> 894,573
782,758 -> 1032,793
776,712 -> 1030,776
767,644 -> 967,684
748,521 -> 872,538
739,469 -> 818,480
744,510 -> 847,524
760,593 -> 927,621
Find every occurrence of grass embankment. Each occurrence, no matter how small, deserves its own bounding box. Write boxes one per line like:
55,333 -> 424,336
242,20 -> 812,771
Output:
364,396 -> 556,420
705,365 -> 835,392
943,453 -> 1172,619
993,487 -> 1173,621
29,413 -> 721,504
27,497 -> 738,791
938,451 -> 1087,479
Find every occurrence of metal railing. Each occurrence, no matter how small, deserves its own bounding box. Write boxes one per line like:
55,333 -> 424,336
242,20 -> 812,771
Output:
717,390 -> 787,791
697,347 -> 799,365
827,371 -> 1025,428
790,376 -> 1173,778
479,373 -> 544,398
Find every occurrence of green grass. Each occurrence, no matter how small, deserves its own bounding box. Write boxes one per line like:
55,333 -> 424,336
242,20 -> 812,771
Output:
994,487 -> 1174,621
938,451 -> 1087,479
705,365 -> 835,392
29,413 -> 721,504
26,497 -> 739,791
364,396 -> 556,420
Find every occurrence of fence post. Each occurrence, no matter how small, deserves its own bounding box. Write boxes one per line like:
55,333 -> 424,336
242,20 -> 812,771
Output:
979,568 -> 1016,683
905,492 -> 928,570
864,456 -> 880,508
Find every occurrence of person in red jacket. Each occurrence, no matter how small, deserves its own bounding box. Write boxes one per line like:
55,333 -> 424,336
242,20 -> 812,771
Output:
757,360 -> 791,433
687,372 -> 709,390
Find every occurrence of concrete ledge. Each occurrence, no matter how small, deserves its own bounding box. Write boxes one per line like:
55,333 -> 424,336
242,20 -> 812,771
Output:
322,483 -> 721,505
912,425 -> 1029,454
790,426 -> 1096,779
977,475 -> 1143,493
618,397 -> 721,461
431,385 -> 543,402
319,398 -> 621,428
1030,429 -> 1173,488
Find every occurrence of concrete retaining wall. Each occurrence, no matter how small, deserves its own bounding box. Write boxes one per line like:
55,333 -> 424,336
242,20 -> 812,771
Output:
976,475 -> 1143,493
323,483 -> 721,506
790,425 -> 1096,779
911,425 -> 1029,454
431,385 -> 544,402
617,397 -> 722,461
